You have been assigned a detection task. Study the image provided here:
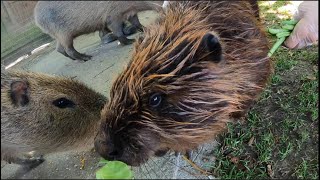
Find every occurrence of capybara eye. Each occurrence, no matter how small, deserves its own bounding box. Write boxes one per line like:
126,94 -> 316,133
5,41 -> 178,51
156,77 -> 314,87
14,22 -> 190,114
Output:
52,98 -> 75,109
148,93 -> 162,108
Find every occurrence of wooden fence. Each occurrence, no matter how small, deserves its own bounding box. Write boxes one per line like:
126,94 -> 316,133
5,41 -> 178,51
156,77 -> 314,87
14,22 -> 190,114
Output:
1,1 -> 52,64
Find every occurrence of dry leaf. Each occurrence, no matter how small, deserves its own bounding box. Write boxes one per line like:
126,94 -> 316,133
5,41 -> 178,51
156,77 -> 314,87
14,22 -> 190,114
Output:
274,136 -> 280,144
230,157 -> 239,164
248,136 -> 255,146
306,75 -> 316,81
236,163 -> 247,171
267,164 -> 274,178
80,156 -> 86,170
313,65 -> 318,72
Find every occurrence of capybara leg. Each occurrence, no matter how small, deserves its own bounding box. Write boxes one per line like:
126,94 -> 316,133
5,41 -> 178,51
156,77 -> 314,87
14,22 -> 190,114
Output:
128,14 -> 144,32
100,27 -> 118,44
99,26 -> 112,39
63,40 -> 92,61
11,156 -> 45,179
108,20 -> 135,45
56,42 -> 75,60
11,155 -> 44,166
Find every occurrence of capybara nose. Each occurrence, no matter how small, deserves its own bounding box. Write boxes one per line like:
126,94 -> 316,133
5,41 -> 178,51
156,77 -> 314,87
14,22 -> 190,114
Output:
94,138 -> 122,161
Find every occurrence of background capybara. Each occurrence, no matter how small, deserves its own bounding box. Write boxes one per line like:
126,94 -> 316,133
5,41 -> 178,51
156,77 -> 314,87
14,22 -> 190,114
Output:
34,1 -> 162,61
95,1 -> 272,166
99,21 -> 139,44
1,66 -> 107,177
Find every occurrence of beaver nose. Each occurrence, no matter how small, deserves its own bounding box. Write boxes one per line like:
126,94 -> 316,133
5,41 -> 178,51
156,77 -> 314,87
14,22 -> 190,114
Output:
94,138 -> 123,161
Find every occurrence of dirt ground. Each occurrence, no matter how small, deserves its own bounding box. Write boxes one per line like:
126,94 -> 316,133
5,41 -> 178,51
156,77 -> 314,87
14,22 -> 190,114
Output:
1,11 -> 217,179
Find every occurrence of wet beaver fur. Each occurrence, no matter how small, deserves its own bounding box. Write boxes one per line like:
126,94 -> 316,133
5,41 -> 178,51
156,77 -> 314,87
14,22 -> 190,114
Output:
95,1 -> 272,166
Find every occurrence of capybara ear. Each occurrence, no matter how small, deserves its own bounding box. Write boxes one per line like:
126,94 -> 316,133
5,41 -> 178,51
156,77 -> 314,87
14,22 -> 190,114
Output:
198,32 -> 223,62
10,80 -> 30,107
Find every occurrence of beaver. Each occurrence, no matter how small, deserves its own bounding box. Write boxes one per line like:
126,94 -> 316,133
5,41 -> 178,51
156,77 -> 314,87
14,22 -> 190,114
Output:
34,1 -> 162,61
1,66 -> 107,177
94,1 -> 272,166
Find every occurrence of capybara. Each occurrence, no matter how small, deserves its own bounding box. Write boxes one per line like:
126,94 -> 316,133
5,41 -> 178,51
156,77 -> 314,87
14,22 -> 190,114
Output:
99,21 -> 139,44
1,66 -> 107,177
34,1 -> 162,61
94,1 -> 272,166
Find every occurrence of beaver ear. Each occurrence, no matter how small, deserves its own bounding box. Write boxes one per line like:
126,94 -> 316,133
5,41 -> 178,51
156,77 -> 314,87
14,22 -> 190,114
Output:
10,80 -> 30,107
198,33 -> 223,62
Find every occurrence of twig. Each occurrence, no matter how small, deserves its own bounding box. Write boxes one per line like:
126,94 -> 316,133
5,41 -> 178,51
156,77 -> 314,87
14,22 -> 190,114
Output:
182,155 -> 211,176
93,63 -> 115,78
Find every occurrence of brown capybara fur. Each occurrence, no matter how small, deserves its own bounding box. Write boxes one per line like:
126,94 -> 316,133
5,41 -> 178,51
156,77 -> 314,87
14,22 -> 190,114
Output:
95,1 -> 272,166
34,1 -> 162,61
1,66 -> 107,177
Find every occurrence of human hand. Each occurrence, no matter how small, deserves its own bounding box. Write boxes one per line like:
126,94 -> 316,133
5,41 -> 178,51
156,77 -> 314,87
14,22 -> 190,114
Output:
284,1 -> 318,49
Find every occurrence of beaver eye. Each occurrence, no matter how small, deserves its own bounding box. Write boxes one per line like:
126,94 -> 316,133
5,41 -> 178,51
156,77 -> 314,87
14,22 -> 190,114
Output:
149,93 -> 162,107
52,98 -> 75,109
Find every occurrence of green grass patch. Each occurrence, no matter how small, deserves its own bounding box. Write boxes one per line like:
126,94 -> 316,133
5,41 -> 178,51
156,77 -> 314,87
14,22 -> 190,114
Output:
210,1 -> 318,179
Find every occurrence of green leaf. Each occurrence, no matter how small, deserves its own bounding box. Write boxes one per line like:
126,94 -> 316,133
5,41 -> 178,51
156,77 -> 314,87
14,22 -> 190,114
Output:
99,158 -> 109,165
281,19 -> 298,25
282,24 -> 295,31
268,28 -> 288,35
96,161 -> 133,179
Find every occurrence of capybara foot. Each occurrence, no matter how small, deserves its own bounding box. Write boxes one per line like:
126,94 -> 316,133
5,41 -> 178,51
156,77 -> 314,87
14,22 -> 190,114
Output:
101,33 -> 118,44
66,48 -> 92,61
135,25 -> 144,32
123,25 -> 138,35
118,37 -> 135,45
10,156 -> 45,179
73,54 -> 92,62
15,155 -> 45,167
25,156 -> 45,171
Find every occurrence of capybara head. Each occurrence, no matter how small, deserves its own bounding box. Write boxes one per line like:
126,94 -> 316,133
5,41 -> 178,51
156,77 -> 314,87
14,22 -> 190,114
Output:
95,1 -> 272,166
1,69 -> 107,153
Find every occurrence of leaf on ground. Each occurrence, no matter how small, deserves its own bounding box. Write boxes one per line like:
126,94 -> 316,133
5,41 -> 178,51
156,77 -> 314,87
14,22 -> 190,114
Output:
306,75 -> 316,81
274,135 -> 280,144
80,156 -> 86,170
312,65 -> 318,72
248,136 -> 255,146
267,164 -> 274,178
229,156 -> 239,164
96,161 -> 133,179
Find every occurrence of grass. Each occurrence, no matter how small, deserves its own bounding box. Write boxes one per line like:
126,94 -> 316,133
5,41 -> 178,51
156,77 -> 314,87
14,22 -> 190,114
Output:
210,1 -> 318,179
